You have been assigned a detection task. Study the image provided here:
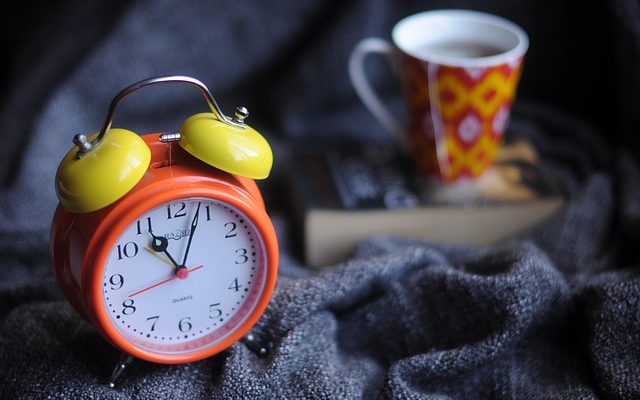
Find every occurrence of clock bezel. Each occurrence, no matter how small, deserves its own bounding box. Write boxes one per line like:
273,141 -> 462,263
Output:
80,180 -> 278,364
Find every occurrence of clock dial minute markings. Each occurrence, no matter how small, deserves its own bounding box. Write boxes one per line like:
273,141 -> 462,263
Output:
127,265 -> 204,298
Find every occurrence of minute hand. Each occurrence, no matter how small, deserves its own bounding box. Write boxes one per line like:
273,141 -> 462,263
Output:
182,202 -> 201,266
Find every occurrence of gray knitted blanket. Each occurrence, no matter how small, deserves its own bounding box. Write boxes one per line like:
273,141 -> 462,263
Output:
1,1 -> 639,399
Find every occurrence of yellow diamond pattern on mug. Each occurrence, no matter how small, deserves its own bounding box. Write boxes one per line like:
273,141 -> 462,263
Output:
436,65 -> 521,180
437,69 -> 519,120
400,55 -> 523,181
444,127 -> 499,179
435,73 -> 469,120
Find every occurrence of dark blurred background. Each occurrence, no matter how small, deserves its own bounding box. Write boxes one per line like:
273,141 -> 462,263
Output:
0,0 -> 637,191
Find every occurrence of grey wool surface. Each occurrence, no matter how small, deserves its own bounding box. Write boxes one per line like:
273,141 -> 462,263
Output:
1,1 -> 640,399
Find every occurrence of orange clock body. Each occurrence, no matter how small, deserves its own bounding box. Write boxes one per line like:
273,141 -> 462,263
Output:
49,133 -> 279,364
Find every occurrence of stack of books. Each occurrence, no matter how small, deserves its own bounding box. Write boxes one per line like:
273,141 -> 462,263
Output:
287,137 -> 564,267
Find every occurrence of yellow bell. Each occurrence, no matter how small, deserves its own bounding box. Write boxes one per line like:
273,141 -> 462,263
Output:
55,129 -> 151,213
178,113 -> 273,179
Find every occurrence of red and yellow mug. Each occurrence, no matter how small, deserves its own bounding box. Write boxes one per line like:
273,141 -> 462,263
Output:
349,10 -> 529,182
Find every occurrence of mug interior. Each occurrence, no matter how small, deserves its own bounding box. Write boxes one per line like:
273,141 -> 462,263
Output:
393,10 -> 529,67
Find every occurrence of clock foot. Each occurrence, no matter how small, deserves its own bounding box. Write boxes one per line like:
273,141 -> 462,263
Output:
107,352 -> 135,388
242,331 -> 270,357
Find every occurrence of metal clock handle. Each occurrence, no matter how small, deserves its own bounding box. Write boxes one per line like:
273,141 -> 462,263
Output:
73,75 -> 249,157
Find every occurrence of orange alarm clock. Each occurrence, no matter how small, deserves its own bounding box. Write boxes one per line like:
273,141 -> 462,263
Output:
49,76 -> 278,380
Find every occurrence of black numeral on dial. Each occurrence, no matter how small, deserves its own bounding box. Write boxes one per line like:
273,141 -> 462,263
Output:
167,202 -> 187,219
225,222 -> 237,238
109,274 -> 124,290
122,299 -> 136,315
209,303 -> 222,319
178,317 -> 192,332
228,278 -> 241,291
147,315 -> 159,331
136,217 -> 152,235
116,242 -> 139,260
235,248 -> 248,264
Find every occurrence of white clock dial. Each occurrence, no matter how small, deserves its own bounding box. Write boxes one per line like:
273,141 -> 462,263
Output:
100,198 -> 267,354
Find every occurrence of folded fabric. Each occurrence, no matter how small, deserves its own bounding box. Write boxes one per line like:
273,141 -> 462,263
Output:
1,1 -> 640,399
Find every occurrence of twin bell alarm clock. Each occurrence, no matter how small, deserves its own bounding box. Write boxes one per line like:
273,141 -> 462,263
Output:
50,76 -> 279,367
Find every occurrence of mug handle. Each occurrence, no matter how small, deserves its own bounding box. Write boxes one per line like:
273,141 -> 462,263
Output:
348,38 -> 408,149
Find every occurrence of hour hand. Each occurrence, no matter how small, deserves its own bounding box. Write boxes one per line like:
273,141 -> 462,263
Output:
148,230 -> 180,269
144,245 -> 174,267
150,233 -> 169,252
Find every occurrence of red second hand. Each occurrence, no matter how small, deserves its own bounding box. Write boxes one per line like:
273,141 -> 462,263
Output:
128,265 -> 204,298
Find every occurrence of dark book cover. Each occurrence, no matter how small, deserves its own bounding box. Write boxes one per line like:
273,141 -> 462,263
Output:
291,140 -> 419,211
290,136 -> 561,211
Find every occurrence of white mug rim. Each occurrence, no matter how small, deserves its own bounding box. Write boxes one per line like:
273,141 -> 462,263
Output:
392,9 -> 529,68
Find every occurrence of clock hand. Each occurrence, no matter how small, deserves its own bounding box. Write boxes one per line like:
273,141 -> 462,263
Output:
144,245 -> 174,267
148,229 -> 184,276
181,202 -> 201,267
127,265 -> 204,298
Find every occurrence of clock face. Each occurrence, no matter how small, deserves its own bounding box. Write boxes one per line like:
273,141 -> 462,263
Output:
100,197 -> 267,355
